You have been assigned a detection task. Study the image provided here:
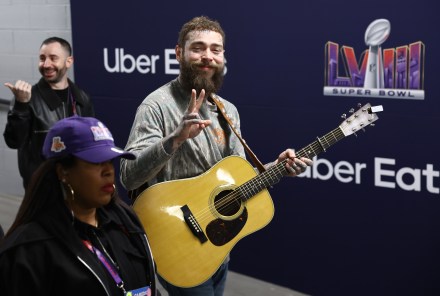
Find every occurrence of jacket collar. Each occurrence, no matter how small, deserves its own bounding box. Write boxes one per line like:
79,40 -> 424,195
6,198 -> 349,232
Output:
36,78 -> 87,111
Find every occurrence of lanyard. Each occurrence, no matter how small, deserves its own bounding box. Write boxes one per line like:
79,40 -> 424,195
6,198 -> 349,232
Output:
82,239 -> 126,293
68,88 -> 77,115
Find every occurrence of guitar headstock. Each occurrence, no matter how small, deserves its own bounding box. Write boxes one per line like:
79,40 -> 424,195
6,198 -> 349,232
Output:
339,103 -> 382,137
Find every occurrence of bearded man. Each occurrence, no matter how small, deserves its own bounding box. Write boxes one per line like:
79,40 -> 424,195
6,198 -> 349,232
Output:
4,37 -> 94,189
120,16 -> 312,296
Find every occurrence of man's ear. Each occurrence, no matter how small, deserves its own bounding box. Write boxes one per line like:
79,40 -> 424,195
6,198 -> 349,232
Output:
66,56 -> 74,69
175,45 -> 182,62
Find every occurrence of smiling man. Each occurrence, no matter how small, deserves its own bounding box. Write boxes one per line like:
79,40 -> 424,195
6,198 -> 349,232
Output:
120,16 -> 312,296
3,37 -> 95,189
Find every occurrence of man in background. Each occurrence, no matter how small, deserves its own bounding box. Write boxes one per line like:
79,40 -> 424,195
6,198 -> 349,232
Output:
3,37 -> 94,189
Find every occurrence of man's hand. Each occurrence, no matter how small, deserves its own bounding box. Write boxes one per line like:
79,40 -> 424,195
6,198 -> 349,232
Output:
5,80 -> 32,103
275,148 -> 313,177
165,89 -> 212,153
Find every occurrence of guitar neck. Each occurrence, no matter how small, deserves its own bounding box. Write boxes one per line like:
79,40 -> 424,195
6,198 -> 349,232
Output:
296,126 -> 345,158
238,126 -> 345,201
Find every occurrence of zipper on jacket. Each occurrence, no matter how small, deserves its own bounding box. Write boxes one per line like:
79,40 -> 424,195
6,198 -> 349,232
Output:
77,255 -> 110,296
142,234 -> 157,293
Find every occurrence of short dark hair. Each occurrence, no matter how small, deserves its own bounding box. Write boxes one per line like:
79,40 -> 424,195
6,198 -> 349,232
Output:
41,37 -> 72,56
177,16 -> 225,48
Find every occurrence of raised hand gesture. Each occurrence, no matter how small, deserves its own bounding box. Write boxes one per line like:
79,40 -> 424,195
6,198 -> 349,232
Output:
5,80 -> 32,103
166,89 -> 212,153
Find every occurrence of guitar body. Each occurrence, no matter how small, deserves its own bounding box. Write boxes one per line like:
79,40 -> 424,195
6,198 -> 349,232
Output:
133,155 -> 274,288
132,102 -> 381,288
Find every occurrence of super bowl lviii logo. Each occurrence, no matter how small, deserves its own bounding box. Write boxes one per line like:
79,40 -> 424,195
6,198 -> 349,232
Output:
324,19 -> 425,100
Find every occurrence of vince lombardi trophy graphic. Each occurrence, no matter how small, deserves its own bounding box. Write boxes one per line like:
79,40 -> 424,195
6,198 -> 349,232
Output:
364,19 -> 391,88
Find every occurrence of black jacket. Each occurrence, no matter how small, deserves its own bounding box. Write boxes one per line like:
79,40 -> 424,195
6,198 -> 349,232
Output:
0,200 -> 158,296
3,78 -> 94,187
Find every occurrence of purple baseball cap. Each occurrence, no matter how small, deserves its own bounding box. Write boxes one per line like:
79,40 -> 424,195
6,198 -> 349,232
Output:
43,116 -> 135,163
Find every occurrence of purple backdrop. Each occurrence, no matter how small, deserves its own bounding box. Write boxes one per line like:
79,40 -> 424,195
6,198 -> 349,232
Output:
71,1 -> 440,295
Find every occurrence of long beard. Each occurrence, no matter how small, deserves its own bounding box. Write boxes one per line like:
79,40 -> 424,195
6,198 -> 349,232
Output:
179,60 -> 224,97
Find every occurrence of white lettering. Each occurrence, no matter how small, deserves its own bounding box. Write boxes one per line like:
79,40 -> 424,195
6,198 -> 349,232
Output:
299,157 -> 366,184
165,48 -> 179,75
120,49 -> 136,73
334,161 -> 366,184
312,157 -> 333,180
375,157 -> 396,188
297,156 -> 438,195
396,167 -> 421,191
103,48 -> 160,74
135,54 -> 159,74
375,157 -> 439,193
103,48 -> 119,73
423,164 -> 440,194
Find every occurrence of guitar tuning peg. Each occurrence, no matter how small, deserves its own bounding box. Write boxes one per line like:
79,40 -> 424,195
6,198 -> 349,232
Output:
349,108 -> 355,114
353,132 -> 358,137
362,128 -> 366,132
370,123 -> 375,127
357,103 -> 362,108
341,113 -> 347,119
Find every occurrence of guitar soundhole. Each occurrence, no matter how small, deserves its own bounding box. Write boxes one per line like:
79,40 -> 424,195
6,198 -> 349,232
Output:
205,187 -> 248,246
214,189 -> 242,216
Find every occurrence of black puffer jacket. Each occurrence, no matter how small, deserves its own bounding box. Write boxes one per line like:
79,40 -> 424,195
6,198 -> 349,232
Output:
3,78 -> 94,187
0,200 -> 158,296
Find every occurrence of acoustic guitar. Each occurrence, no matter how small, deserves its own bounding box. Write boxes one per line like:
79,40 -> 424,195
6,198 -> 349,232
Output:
133,103 -> 382,287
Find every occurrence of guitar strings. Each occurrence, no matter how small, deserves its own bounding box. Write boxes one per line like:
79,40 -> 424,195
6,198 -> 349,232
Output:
193,112 -> 372,222
192,161 -> 287,223
192,128 -> 345,223
192,127 -> 345,223
194,163 -> 286,222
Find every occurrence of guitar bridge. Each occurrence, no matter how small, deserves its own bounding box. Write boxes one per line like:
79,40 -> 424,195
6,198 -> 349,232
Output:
181,205 -> 208,244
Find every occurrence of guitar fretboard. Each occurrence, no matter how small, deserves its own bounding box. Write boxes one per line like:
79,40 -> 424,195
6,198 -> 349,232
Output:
237,126 -> 345,201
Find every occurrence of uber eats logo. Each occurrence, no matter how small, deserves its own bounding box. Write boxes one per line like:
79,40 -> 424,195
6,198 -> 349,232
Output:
103,48 -> 178,75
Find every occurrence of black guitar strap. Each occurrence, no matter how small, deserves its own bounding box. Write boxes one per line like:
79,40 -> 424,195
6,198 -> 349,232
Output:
210,94 -> 266,174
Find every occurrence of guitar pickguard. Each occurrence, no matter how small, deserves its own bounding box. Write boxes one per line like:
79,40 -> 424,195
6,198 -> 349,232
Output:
206,208 -> 248,246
